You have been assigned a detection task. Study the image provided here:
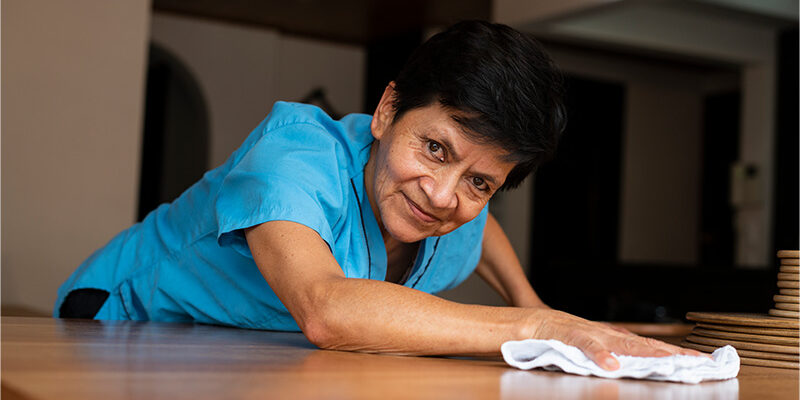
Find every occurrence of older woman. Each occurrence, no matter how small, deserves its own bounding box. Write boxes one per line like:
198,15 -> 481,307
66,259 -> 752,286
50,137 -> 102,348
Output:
56,21 -> 700,370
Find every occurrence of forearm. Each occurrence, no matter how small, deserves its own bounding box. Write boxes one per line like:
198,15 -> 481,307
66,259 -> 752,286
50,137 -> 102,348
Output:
303,276 -> 536,355
246,221 -> 702,369
247,220 -> 536,355
301,275 -> 704,368
477,213 -> 547,308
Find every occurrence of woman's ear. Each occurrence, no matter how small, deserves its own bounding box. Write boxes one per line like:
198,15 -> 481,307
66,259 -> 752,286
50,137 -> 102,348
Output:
370,82 -> 397,140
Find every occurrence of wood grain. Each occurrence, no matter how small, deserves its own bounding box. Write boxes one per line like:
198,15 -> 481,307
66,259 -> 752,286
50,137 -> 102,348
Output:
686,334 -> 799,354
769,308 -> 800,318
777,250 -> 799,258
695,322 -> 799,337
777,280 -> 800,289
692,327 -> 799,346
681,341 -> 799,361
686,312 -> 800,329
780,288 -> 800,296
775,303 -> 800,311
4,317 -> 799,400
739,357 -> 799,369
774,294 -> 800,304
780,260 -> 799,267
777,273 -> 799,281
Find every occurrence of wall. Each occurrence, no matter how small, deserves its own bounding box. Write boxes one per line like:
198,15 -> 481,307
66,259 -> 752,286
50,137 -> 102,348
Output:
149,14 -> 279,169
534,2 -> 779,267
493,0 -> 787,267
2,0 -> 152,314
619,83 -> 702,264
493,0 -> 620,25
489,45 -> 727,269
440,51 -> 712,299
150,13 -> 365,170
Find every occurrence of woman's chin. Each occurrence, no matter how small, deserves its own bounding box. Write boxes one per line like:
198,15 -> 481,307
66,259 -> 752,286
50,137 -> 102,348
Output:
383,219 -> 430,244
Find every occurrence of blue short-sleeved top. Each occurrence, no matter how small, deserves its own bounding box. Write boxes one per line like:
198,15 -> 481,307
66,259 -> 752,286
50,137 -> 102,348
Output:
55,102 -> 488,331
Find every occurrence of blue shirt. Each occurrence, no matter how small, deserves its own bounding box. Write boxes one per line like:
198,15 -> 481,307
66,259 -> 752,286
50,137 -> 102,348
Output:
55,102 -> 488,331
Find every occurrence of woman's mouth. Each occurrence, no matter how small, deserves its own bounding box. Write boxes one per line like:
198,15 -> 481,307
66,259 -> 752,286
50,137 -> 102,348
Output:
403,194 -> 438,223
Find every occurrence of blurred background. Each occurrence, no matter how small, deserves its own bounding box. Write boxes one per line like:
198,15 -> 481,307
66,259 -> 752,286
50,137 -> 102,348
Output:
2,0 -> 798,322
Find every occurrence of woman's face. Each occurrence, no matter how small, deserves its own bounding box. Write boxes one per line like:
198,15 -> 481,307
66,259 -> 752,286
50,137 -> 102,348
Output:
365,85 -> 515,243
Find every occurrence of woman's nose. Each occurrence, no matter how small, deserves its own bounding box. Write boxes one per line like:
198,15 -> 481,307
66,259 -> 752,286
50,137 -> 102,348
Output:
420,173 -> 458,210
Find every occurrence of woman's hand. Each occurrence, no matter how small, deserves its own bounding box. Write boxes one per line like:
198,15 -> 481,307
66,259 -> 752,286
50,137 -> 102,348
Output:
527,308 -> 706,371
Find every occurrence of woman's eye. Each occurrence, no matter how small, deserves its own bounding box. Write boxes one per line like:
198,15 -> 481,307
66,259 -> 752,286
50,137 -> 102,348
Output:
472,176 -> 488,191
427,141 -> 444,160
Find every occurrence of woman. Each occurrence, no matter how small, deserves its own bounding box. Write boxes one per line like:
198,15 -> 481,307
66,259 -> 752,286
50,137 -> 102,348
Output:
56,21 -> 700,370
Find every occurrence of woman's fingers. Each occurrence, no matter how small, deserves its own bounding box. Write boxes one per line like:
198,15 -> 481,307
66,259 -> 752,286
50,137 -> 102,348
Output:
619,336 -> 673,357
594,333 -> 713,364
596,350 -> 620,371
597,325 -> 711,358
574,333 -> 621,371
533,310 -> 713,371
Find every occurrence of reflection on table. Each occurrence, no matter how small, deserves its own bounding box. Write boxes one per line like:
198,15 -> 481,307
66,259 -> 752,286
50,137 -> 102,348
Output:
2,317 -> 797,399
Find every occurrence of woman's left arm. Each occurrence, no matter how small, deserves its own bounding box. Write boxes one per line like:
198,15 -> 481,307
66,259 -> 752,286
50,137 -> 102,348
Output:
476,212 -> 549,308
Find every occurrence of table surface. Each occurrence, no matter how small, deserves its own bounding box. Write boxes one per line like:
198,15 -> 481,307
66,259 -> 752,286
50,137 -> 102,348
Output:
2,317 -> 797,400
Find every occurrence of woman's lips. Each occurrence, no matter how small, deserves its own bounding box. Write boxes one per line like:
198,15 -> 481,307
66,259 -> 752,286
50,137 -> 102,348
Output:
404,194 -> 438,223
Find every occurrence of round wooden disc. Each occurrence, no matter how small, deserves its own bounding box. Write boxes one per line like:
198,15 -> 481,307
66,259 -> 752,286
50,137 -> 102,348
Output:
775,302 -> 800,311
686,334 -> 799,354
681,341 -> 799,361
696,322 -> 799,338
777,250 -> 800,258
740,357 -> 799,369
692,327 -> 799,346
777,272 -> 799,281
685,312 -> 799,329
781,259 -> 800,266
777,280 -> 800,289
774,294 -> 800,304
780,288 -> 800,296
780,265 -> 800,273
769,308 -> 800,318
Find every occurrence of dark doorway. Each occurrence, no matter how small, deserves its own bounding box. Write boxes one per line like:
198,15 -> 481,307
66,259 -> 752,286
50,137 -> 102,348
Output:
700,91 -> 740,267
529,75 -> 625,319
138,43 -> 210,221
772,28 -> 799,254
529,74 -> 773,323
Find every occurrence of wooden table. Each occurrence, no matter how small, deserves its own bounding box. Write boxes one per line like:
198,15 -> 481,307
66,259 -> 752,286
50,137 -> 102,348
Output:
2,317 -> 797,399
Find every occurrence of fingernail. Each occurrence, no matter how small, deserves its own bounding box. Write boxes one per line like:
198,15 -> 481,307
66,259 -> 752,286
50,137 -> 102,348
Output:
603,356 -> 620,370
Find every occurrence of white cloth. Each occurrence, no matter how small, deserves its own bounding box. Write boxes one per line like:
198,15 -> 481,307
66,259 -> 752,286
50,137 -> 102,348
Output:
501,339 -> 740,384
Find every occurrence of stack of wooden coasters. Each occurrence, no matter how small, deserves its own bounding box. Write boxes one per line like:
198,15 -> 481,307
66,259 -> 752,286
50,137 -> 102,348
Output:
682,312 -> 798,369
771,250 -> 799,319
681,250 -> 800,369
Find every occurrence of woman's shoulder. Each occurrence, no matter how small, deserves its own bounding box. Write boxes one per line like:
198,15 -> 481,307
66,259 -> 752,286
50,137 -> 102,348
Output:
248,101 -> 374,177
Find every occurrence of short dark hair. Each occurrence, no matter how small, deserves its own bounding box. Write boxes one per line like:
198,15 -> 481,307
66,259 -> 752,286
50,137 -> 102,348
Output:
392,20 -> 566,190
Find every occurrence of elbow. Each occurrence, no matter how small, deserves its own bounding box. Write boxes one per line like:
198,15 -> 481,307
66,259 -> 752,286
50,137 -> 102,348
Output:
301,316 -> 338,349
295,282 -> 343,350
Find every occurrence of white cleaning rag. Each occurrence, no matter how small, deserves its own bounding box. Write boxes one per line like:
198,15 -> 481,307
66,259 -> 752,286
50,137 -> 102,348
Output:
501,339 -> 740,384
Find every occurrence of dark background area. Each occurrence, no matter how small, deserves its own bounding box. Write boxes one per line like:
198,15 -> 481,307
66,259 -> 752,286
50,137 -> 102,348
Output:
139,3 -> 798,323
527,28 -> 798,322
359,27 -> 798,323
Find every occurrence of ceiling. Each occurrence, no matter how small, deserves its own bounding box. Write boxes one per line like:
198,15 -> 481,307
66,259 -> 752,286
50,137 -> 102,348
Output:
495,0 -> 798,65
153,0 -> 491,44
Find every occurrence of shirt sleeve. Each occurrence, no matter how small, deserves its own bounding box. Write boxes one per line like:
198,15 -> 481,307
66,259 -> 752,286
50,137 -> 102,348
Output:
214,122 -> 347,258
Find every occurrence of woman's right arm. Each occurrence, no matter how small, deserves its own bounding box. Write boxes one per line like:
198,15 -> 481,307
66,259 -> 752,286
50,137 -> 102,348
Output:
245,220 -> 702,369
